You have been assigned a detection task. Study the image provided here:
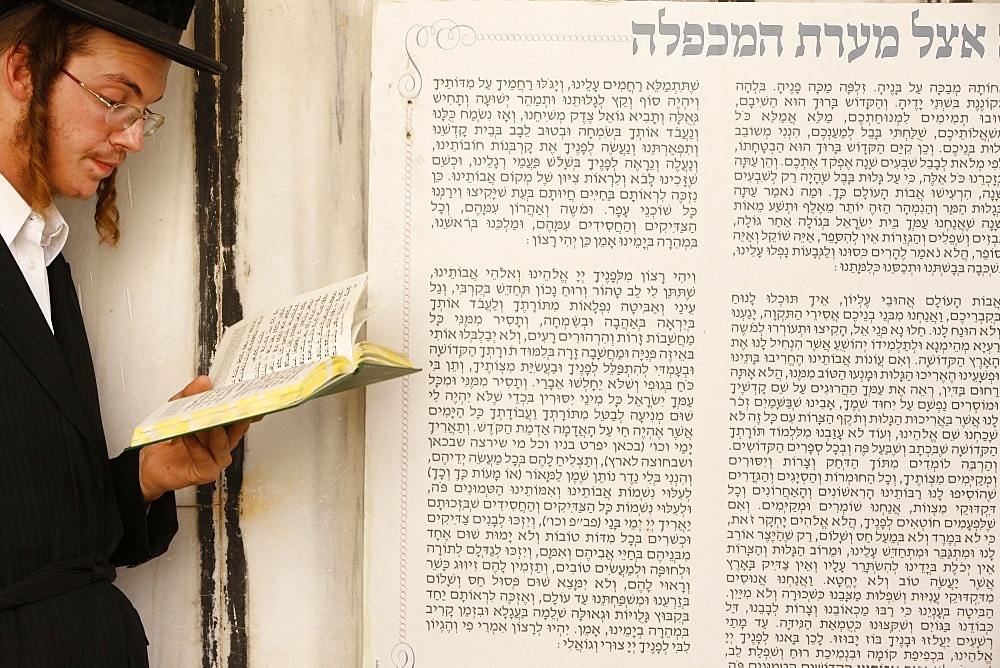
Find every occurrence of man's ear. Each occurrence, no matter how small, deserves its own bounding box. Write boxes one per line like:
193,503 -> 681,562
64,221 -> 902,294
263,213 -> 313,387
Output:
2,45 -> 33,101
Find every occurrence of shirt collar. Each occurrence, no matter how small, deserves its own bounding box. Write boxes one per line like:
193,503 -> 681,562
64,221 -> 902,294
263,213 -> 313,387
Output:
0,172 -> 32,248
39,207 -> 68,265
0,172 -> 69,265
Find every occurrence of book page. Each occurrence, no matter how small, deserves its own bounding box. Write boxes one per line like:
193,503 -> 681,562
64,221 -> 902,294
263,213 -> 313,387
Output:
147,363 -> 315,420
210,273 -> 366,386
366,3 -> 1000,666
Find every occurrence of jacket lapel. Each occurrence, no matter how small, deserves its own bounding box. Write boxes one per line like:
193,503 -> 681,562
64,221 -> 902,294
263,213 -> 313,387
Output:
0,245 -> 103,450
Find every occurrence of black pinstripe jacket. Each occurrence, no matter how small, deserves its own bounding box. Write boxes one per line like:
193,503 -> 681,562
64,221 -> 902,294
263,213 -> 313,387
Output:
0,247 -> 178,667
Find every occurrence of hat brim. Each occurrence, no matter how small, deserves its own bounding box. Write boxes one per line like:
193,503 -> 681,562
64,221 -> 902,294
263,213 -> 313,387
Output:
45,0 -> 225,74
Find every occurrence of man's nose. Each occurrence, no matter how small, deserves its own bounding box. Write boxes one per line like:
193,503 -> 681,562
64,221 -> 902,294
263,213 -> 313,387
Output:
111,121 -> 146,152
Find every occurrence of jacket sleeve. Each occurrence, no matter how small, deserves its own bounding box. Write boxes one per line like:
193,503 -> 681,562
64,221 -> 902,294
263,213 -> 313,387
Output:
108,448 -> 178,567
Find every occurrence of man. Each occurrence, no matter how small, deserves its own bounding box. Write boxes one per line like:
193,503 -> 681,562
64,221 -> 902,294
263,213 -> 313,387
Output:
0,1 -> 250,665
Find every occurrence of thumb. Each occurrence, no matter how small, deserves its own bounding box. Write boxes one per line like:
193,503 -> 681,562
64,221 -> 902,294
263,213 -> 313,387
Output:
171,375 -> 213,401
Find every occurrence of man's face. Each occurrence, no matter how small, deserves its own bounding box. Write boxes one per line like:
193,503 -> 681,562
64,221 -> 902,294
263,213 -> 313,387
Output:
45,29 -> 171,199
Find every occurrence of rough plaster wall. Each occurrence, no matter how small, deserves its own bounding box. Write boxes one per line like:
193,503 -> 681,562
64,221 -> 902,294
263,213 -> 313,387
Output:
236,0 -> 371,664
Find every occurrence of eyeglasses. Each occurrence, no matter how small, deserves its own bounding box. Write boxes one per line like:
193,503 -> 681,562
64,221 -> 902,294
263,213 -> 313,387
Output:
61,68 -> 164,137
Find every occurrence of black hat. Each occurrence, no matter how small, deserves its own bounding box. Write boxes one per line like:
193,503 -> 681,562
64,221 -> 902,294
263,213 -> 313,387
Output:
0,0 -> 225,73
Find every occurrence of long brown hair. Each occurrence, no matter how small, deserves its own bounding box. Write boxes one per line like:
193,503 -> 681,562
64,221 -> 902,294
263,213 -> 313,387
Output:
0,4 -> 121,245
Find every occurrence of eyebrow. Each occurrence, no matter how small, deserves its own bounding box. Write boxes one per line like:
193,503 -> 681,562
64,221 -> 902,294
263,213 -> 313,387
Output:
96,73 -> 164,105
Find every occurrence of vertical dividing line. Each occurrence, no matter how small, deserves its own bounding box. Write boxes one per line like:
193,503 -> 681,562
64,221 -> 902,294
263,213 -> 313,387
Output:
194,0 -> 247,665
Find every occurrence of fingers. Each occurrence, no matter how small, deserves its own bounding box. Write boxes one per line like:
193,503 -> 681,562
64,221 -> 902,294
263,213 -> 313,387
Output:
225,419 -> 252,444
141,379 -> 257,494
167,376 -> 254,483
189,424 -> 236,460
205,428 -> 235,469
183,418 -> 251,473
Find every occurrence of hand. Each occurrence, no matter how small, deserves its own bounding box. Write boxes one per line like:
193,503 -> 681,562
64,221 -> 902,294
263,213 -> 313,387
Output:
137,376 -> 254,502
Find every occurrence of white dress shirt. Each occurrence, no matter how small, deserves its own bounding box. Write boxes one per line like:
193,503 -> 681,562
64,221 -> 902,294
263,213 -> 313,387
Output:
0,173 -> 69,333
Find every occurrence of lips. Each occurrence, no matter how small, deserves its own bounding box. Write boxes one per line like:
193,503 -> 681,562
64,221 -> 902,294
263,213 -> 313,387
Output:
90,155 -> 120,177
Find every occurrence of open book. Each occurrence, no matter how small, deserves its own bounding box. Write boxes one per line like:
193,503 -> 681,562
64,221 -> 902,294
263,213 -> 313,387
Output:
129,273 -> 416,449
